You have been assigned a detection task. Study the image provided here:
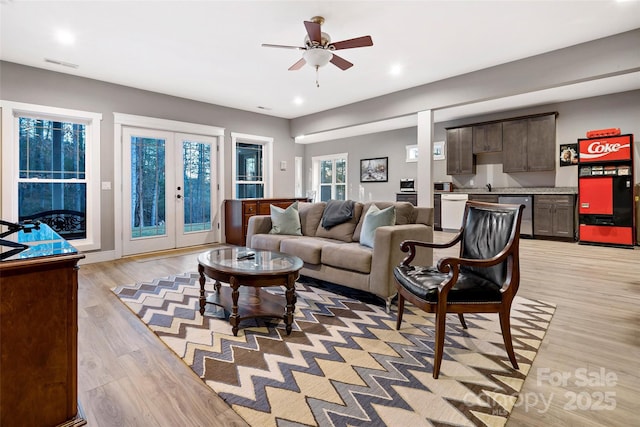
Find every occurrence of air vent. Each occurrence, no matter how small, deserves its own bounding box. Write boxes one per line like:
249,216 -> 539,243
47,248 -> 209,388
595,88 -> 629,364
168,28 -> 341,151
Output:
44,58 -> 79,69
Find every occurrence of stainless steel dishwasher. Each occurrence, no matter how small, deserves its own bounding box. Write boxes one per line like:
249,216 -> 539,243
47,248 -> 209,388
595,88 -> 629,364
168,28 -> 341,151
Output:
498,195 -> 532,236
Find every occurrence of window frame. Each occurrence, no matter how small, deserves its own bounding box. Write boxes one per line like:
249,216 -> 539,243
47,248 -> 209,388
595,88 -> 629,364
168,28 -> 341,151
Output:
231,132 -> 273,199
1,101 -> 102,251
311,152 -> 348,202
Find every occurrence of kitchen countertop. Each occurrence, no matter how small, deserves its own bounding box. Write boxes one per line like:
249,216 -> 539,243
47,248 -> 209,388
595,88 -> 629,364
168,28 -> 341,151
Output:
451,187 -> 578,195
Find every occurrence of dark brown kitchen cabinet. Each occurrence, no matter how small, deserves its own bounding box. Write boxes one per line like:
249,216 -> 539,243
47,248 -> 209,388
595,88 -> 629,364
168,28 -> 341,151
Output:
503,113 -> 556,173
446,126 -> 475,175
472,122 -> 503,153
533,194 -> 575,240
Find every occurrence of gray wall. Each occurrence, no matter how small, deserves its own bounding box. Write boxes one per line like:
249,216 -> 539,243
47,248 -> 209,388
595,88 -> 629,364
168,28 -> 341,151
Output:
303,127 -> 418,202
301,90 -> 640,201
0,61 -> 297,252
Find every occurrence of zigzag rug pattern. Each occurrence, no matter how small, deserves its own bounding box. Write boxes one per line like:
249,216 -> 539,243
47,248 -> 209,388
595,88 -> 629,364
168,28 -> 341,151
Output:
112,273 -> 555,427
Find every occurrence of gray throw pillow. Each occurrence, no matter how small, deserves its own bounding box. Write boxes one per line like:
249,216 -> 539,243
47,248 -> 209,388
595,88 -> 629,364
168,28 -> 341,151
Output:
269,202 -> 302,236
360,204 -> 396,248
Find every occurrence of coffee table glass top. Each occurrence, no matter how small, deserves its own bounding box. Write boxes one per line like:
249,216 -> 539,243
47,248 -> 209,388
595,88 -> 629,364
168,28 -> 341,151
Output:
198,247 -> 303,274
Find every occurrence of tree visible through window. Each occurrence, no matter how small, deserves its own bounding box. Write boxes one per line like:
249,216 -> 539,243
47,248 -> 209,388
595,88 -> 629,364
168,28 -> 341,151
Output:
18,118 -> 87,239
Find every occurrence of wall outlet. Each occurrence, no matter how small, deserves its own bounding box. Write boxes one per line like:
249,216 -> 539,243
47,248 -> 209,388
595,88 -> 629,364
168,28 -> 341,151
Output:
101,181 -> 112,190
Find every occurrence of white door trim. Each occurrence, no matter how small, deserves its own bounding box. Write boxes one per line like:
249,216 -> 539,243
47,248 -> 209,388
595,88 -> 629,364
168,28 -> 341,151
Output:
114,113 -> 225,259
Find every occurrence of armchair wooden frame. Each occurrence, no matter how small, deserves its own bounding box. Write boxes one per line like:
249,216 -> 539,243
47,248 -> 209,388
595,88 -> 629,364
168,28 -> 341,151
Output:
394,201 -> 524,379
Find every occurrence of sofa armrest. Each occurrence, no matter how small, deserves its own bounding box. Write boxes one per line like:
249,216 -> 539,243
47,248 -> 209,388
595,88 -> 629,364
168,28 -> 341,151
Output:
369,224 -> 433,299
246,215 -> 272,246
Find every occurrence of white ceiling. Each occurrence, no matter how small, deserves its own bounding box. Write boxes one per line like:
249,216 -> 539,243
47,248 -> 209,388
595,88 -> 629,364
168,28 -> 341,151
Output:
1,0 -> 640,122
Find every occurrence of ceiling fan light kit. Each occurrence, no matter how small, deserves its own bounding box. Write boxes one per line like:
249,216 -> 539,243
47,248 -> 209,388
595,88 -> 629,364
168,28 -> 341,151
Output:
262,16 -> 373,87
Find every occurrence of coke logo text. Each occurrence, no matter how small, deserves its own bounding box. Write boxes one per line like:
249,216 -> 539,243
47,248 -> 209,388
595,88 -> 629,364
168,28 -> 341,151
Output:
587,141 -> 621,154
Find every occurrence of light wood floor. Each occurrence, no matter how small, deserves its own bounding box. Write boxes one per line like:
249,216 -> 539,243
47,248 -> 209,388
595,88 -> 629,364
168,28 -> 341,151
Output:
76,234 -> 640,426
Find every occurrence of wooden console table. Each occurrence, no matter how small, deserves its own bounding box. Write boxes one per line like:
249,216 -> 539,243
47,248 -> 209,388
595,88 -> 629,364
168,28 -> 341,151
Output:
1,223 -> 86,426
224,198 -> 308,246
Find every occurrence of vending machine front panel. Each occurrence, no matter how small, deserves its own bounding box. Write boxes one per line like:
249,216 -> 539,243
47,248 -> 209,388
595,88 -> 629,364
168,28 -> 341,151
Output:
579,177 -> 613,215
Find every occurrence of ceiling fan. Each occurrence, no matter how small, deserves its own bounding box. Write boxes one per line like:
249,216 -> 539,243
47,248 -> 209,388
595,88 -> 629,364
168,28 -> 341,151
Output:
262,16 -> 373,87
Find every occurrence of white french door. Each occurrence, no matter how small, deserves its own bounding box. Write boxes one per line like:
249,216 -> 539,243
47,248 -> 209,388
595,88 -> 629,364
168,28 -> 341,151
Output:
122,127 -> 217,256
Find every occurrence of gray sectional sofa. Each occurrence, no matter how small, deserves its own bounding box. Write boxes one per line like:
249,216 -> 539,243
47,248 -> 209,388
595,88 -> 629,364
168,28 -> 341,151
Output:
245,201 -> 434,309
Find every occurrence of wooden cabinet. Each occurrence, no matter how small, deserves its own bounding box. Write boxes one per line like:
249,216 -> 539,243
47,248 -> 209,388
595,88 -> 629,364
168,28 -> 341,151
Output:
434,193 -> 441,231
533,194 -> 575,239
396,193 -> 417,206
503,113 -> 557,173
473,122 -> 502,153
468,194 -> 500,203
1,226 -> 85,427
224,198 -> 308,246
446,126 -> 475,175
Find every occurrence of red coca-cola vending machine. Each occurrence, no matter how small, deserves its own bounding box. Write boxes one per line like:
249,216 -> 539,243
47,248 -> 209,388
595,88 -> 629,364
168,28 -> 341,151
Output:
578,133 -> 634,247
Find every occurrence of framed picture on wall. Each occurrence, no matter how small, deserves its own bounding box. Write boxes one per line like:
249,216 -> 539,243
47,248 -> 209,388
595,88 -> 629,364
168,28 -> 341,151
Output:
559,143 -> 578,166
360,157 -> 388,182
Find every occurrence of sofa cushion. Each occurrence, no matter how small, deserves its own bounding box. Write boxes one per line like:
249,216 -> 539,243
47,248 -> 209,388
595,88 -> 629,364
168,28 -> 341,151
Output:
360,204 -> 397,248
280,237 -> 327,265
315,202 -> 363,242
250,234 -> 297,252
353,201 -> 415,241
321,243 -> 372,274
269,202 -> 302,235
298,202 -> 325,237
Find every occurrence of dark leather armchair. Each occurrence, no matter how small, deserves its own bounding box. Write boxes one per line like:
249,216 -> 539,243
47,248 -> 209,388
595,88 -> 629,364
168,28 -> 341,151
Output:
393,201 -> 524,378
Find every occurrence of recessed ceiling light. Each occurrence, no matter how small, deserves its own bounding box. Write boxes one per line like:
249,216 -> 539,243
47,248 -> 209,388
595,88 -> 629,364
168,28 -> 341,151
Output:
293,97 -> 304,106
390,64 -> 403,76
55,29 -> 75,45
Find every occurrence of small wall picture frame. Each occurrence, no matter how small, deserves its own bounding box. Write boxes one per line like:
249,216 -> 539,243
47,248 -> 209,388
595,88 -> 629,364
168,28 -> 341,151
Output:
406,145 -> 418,163
360,157 -> 388,182
433,141 -> 445,160
560,143 -> 578,166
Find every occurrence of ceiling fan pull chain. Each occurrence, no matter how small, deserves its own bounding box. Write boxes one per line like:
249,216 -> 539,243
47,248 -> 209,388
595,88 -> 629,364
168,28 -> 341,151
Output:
315,65 -> 320,87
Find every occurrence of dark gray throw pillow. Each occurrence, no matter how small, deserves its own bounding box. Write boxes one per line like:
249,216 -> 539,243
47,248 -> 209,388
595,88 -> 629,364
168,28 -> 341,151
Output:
321,199 -> 355,229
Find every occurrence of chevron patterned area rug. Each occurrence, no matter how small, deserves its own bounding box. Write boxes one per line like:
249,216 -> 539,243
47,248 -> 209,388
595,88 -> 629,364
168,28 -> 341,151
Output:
112,273 -> 555,427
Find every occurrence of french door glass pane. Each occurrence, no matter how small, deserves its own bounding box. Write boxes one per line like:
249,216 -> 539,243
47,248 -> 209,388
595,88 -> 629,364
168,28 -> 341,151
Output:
130,137 -> 166,238
182,141 -> 211,233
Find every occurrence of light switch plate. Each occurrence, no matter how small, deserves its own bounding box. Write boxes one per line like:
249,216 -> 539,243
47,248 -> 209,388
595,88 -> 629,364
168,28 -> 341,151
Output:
101,181 -> 112,190
280,160 -> 287,171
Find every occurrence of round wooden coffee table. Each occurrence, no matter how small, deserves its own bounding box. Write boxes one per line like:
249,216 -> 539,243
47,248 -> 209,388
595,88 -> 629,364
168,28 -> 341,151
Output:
197,247 -> 303,336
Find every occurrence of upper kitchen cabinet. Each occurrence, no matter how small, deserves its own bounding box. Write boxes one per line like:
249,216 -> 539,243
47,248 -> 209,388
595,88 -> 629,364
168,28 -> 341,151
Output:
446,126 -> 475,175
472,122 -> 503,153
502,113 -> 557,173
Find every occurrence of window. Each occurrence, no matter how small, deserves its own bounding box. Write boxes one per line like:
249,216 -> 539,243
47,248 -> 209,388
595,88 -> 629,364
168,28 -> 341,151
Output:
1,101 -> 101,251
312,153 -> 348,202
231,132 -> 272,199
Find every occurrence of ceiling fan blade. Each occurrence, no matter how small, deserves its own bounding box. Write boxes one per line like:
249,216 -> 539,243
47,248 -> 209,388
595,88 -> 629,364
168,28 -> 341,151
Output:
288,58 -> 306,71
330,54 -> 353,70
331,35 -> 373,50
304,20 -> 322,44
262,43 -> 305,50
